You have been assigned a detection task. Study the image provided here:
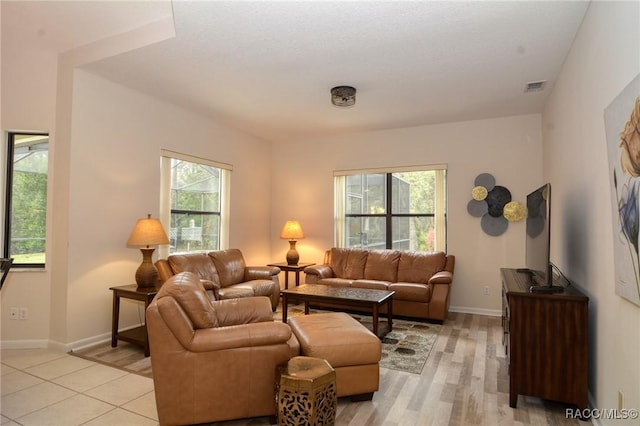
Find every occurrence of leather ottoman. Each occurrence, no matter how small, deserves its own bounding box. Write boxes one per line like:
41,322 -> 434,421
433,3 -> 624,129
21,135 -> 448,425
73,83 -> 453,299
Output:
287,312 -> 381,401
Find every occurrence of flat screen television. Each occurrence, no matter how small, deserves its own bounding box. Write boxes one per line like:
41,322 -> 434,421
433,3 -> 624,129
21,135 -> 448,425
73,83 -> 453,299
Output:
525,183 -> 564,293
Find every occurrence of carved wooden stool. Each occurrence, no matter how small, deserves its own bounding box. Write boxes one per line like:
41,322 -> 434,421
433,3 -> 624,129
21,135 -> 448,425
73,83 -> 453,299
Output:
276,356 -> 337,426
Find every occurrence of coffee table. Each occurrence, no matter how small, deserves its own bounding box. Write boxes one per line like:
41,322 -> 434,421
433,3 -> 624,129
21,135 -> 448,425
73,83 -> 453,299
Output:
281,284 -> 394,338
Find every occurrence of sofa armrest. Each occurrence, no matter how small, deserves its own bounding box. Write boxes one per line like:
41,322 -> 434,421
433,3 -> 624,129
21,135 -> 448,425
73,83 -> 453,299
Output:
200,279 -> 220,300
245,266 -> 281,280
304,265 -> 335,282
189,321 -> 292,352
156,259 -> 174,283
213,296 -> 274,326
429,270 -> 452,285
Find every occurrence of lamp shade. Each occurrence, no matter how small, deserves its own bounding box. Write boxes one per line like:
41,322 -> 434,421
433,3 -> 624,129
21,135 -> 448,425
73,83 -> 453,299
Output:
280,220 -> 304,240
127,214 -> 169,248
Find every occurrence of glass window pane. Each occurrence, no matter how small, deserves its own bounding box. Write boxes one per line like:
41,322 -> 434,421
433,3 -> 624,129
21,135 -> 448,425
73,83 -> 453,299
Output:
346,173 -> 386,214
337,168 -> 446,252
392,171 -> 435,214
345,216 -> 386,249
365,174 -> 386,214
5,134 -> 48,266
392,216 -> 437,251
171,159 -> 220,211
168,157 -> 222,254
169,213 -> 219,253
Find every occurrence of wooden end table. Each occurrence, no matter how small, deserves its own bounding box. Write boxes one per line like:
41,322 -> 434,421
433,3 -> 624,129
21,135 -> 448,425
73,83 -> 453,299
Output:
110,284 -> 158,357
267,262 -> 315,289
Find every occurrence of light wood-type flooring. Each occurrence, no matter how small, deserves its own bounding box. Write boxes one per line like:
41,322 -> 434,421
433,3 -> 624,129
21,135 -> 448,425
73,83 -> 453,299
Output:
222,312 -> 591,426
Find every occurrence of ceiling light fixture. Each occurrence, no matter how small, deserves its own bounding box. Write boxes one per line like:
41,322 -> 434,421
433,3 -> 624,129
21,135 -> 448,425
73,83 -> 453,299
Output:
331,86 -> 356,107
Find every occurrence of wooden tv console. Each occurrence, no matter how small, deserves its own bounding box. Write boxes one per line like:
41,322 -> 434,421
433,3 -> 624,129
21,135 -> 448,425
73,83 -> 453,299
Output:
501,268 -> 589,409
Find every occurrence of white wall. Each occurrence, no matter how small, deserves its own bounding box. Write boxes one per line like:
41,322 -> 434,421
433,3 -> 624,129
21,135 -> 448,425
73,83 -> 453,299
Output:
66,70 -> 274,345
542,0 -> 640,419
0,13 -> 58,345
270,114 -> 544,314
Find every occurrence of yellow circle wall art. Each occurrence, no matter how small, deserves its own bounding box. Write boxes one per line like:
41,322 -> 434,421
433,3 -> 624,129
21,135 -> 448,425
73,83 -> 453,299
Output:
472,186 -> 488,201
503,201 -> 527,222
467,173 -> 527,236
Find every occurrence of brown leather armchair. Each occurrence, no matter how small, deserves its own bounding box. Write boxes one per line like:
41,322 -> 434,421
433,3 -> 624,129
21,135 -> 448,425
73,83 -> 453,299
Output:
146,272 -> 298,425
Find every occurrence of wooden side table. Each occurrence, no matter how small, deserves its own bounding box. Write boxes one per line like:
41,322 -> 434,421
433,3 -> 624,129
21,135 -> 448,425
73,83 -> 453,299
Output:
110,284 -> 158,357
267,262 -> 315,289
276,356 -> 337,425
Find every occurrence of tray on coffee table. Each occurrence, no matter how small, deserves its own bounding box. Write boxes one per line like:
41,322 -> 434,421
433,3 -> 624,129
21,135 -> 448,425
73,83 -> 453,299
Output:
281,284 -> 394,338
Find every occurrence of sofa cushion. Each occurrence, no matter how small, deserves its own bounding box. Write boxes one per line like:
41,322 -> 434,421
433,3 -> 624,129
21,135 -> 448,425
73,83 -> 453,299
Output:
329,248 -> 368,280
232,280 -> 277,299
364,250 -> 400,282
317,277 -> 355,287
156,272 -> 218,328
397,251 -> 446,284
352,280 -> 390,291
168,252 -> 220,284
217,287 -> 254,300
209,249 -> 246,287
389,282 -> 432,303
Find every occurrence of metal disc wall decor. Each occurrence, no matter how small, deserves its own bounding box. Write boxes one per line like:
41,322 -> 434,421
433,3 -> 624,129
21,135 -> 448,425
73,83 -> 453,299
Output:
468,173 -> 527,236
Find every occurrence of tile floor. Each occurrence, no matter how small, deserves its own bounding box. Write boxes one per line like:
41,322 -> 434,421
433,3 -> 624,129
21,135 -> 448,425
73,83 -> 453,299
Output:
1,348 -> 158,426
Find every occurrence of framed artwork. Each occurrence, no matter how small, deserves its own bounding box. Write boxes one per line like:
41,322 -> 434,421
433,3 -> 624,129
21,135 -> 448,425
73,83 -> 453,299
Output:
604,73 -> 640,306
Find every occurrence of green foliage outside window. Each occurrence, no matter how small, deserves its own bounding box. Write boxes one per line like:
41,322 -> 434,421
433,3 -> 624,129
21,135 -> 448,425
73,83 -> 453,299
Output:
344,169 -> 445,252
4,133 -> 48,266
169,159 -> 221,253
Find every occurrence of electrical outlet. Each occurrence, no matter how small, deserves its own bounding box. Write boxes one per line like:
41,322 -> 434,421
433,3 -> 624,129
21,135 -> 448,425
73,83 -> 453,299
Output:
19,307 -> 29,320
618,390 -> 624,410
484,286 -> 489,296
9,307 -> 19,320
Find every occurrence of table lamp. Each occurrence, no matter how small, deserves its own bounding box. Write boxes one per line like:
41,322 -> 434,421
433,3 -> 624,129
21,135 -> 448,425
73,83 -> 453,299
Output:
280,220 -> 305,265
127,214 -> 170,288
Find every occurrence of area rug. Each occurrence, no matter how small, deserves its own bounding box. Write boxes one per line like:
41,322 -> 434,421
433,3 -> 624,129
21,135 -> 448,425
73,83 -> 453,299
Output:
71,305 -> 440,378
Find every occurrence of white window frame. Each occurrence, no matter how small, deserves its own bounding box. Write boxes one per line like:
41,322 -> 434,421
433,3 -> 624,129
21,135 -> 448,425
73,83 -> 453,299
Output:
3,132 -> 49,268
159,149 -> 231,258
334,164 -> 447,252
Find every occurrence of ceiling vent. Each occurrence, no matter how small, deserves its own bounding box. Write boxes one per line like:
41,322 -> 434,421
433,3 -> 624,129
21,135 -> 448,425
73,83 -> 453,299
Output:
525,80 -> 547,93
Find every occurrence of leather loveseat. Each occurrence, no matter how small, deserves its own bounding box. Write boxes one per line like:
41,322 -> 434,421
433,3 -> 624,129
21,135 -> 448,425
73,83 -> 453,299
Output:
155,249 -> 281,310
304,248 -> 455,322
146,272 -> 296,425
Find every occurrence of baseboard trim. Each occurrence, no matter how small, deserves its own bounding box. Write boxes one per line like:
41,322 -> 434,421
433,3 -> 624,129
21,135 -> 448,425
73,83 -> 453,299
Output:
449,305 -> 501,317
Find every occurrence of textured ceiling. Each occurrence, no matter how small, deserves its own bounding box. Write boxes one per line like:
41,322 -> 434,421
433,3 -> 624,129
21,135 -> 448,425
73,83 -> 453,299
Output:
5,1 -> 590,142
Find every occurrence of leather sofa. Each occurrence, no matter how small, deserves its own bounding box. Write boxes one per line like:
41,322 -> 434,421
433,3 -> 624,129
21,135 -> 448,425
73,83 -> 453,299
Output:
304,248 -> 455,322
146,272 -> 296,425
155,249 -> 281,310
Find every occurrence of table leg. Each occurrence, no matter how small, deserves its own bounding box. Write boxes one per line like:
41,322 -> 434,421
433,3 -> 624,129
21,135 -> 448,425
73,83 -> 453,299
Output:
304,301 -> 310,315
111,291 -> 119,348
143,296 -> 151,357
387,298 -> 393,332
282,294 -> 289,323
294,270 -> 301,286
372,304 -> 379,336
284,271 -> 290,290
